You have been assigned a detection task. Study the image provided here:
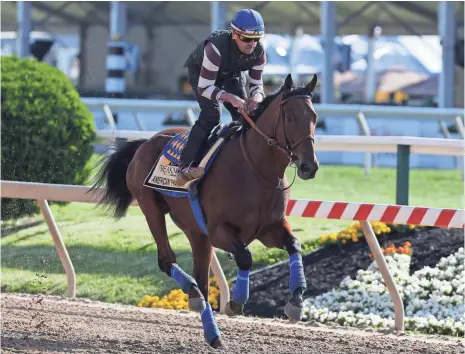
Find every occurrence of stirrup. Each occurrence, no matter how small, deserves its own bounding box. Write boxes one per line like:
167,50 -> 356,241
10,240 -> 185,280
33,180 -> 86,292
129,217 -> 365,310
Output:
174,166 -> 205,187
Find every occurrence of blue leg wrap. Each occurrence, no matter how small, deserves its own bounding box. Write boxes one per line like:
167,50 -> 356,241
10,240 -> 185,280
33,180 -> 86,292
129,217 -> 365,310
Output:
232,269 -> 250,305
201,302 -> 221,344
170,264 -> 197,294
289,253 -> 306,295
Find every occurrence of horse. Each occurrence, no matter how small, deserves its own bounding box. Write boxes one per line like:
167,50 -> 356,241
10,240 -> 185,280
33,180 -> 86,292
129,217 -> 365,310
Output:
91,73 -> 319,348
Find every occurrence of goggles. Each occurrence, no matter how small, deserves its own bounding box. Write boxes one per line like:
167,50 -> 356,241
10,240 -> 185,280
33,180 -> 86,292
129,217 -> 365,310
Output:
236,33 -> 260,43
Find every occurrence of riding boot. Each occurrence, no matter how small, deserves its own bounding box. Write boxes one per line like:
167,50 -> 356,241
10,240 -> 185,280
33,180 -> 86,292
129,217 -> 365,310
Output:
175,125 -> 209,186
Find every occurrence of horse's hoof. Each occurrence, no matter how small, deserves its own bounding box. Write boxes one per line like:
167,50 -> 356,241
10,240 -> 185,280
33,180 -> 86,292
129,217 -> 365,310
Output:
284,301 -> 303,323
210,336 -> 223,349
188,286 -> 205,312
224,300 -> 243,317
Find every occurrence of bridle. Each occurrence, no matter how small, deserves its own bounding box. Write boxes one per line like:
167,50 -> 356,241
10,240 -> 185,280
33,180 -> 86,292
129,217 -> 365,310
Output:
238,92 -> 316,190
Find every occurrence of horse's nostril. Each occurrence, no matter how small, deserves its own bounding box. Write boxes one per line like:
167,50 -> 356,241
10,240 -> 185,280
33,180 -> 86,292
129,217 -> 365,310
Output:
300,164 -> 311,174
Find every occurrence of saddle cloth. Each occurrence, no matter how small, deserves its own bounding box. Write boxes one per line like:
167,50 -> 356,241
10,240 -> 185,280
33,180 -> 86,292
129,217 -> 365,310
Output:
143,122 -> 242,196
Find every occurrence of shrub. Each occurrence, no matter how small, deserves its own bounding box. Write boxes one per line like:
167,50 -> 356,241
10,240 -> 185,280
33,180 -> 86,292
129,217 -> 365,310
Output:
1,56 -> 96,220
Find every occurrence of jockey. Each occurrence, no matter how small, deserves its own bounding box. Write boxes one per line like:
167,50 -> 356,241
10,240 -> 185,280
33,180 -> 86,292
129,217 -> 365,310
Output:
175,8 -> 267,186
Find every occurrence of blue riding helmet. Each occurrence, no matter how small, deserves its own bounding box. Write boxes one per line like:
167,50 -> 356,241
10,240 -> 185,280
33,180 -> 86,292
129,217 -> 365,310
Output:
231,9 -> 265,38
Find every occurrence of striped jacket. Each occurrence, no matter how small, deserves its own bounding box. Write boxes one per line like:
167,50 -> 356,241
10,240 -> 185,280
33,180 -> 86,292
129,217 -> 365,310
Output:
184,30 -> 266,103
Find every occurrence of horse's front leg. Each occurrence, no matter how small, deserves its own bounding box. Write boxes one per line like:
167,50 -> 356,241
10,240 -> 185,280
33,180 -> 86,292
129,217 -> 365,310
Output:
211,224 -> 252,317
259,219 -> 307,323
225,245 -> 252,316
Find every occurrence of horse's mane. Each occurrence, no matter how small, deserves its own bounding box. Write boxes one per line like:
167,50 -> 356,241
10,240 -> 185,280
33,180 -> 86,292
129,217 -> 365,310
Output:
248,83 -> 313,123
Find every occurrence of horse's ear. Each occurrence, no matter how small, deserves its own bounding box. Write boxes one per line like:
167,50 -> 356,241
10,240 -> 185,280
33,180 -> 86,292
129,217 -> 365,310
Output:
284,74 -> 293,91
305,74 -> 318,92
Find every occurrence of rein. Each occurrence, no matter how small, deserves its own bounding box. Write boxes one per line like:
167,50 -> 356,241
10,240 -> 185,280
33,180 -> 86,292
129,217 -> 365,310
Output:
238,93 -> 314,190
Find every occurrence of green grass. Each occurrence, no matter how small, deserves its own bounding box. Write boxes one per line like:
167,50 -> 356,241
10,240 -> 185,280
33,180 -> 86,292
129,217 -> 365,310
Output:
1,160 -> 463,305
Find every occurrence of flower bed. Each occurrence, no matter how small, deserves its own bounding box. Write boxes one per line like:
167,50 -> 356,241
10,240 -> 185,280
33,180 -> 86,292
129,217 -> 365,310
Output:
302,245 -> 464,336
244,227 -> 463,320
253,222 -> 408,270
137,277 -> 222,311
318,222 -> 417,247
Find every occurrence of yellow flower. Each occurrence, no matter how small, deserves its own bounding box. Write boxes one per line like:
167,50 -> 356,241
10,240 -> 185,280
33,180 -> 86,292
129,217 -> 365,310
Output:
138,277 -> 221,311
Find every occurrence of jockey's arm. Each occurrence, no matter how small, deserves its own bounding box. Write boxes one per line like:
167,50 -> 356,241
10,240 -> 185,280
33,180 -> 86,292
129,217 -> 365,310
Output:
197,42 -> 225,103
197,42 -> 248,111
248,51 -> 267,102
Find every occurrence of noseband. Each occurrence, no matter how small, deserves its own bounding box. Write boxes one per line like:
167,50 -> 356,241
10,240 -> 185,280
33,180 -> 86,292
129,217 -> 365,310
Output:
238,93 -> 316,189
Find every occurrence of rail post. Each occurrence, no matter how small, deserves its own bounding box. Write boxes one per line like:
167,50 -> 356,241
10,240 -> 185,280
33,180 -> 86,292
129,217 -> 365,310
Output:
396,145 -> 410,205
37,199 -> 76,298
360,221 -> 405,332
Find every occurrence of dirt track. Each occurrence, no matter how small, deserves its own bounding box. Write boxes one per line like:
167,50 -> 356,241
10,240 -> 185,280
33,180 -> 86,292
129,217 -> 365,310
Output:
1,294 -> 463,354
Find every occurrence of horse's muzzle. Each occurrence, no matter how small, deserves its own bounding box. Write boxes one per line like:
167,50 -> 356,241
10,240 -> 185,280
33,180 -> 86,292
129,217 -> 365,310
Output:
297,162 -> 318,180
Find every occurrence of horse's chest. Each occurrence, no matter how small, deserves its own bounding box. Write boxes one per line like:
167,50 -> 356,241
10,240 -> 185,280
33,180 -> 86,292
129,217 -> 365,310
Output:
233,191 -> 286,224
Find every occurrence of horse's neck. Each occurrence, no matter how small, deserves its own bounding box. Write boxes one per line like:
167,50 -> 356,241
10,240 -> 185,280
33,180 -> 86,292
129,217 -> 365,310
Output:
244,109 -> 289,181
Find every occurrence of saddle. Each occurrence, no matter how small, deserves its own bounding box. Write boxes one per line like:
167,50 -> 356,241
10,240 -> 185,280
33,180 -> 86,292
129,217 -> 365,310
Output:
144,121 -> 243,194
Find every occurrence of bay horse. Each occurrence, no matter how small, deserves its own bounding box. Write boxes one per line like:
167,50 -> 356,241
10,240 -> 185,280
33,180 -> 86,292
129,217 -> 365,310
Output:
91,74 -> 319,348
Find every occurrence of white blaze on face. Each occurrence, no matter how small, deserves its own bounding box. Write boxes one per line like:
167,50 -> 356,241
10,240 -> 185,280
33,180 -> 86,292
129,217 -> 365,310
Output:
306,99 -> 317,138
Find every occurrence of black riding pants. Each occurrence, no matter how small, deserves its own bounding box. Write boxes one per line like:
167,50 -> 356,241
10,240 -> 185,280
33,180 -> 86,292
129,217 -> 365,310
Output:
179,66 -> 247,167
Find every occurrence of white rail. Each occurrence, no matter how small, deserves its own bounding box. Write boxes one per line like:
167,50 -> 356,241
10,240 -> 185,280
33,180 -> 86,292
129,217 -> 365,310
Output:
96,130 -> 465,156
82,97 -> 465,121
86,98 -> 464,177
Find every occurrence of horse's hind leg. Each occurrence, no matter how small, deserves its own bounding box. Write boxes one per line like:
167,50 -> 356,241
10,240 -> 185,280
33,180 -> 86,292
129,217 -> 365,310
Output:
127,139 -> 221,348
185,229 -> 214,311
189,232 -> 223,348
135,194 -> 210,309
170,217 -> 223,348
127,141 -> 205,313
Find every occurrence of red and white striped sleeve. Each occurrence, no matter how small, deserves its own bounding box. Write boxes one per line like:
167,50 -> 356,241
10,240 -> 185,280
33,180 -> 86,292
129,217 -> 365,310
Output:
249,51 -> 267,98
197,42 -> 224,102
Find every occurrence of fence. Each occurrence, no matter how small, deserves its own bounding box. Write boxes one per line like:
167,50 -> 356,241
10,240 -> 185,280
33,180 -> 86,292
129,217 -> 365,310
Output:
84,97 -> 465,177
84,98 -> 465,141
82,97 -> 465,124
87,97 -> 465,202
2,180 -> 463,332
96,129 -> 465,205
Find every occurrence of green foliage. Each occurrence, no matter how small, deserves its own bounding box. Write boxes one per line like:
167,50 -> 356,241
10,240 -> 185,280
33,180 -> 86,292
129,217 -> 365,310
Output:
1,56 -> 95,219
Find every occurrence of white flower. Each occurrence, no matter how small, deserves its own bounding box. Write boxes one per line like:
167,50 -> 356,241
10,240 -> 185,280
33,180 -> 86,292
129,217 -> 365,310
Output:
302,247 -> 465,336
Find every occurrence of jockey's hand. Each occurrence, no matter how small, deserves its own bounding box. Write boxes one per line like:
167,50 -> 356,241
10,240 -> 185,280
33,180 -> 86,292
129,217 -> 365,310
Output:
223,93 -> 248,112
246,95 -> 263,114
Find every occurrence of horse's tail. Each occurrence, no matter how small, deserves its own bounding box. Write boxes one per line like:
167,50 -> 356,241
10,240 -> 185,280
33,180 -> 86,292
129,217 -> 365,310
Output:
90,139 -> 147,219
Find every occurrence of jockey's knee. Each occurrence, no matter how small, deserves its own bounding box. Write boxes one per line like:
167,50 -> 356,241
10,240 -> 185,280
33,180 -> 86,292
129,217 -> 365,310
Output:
234,247 -> 252,271
283,234 -> 302,255
191,119 -> 212,135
